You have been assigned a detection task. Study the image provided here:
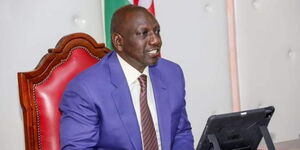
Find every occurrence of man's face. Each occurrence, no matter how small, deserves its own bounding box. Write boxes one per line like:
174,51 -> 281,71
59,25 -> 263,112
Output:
118,10 -> 162,72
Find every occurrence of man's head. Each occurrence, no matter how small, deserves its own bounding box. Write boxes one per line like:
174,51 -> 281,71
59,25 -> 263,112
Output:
111,5 -> 162,73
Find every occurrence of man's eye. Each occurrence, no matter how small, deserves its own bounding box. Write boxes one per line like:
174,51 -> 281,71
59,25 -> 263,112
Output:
155,29 -> 160,34
137,31 -> 148,36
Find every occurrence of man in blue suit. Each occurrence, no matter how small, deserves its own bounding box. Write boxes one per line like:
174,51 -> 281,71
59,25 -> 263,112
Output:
60,5 -> 194,150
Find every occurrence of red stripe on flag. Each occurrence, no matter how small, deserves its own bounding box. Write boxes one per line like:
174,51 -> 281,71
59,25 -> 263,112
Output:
148,0 -> 155,15
133,0 -> 155,16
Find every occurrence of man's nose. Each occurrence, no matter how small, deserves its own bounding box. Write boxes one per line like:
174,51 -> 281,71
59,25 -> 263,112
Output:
149,32 -> 161,46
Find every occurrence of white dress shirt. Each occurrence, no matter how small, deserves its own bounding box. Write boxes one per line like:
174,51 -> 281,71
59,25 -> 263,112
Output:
117,54 -> 161,150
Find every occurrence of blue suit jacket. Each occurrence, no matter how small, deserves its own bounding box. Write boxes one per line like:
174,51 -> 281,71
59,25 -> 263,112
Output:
60,51 -> 194,150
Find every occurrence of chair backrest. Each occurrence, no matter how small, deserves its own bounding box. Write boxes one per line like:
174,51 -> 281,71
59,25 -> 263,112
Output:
18,33 -> 110,150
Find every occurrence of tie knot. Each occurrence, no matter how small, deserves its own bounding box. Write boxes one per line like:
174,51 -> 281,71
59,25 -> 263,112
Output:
138,74 -> 147,87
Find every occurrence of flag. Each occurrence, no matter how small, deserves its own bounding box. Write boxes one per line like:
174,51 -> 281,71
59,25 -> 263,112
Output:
104,0 -> 156,49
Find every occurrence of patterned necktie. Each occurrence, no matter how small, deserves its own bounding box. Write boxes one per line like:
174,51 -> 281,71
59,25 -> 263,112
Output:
138,74 -> 158,150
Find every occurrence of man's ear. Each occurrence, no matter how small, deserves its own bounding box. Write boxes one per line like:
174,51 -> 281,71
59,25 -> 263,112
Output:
111,33 -> 123,51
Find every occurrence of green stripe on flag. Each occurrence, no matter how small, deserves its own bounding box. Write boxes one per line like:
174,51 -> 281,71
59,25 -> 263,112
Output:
104,0 -> 130,50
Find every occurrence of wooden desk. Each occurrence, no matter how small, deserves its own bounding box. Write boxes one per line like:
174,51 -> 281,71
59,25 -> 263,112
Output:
259,139 -> 300,150
275,139 -> 300,150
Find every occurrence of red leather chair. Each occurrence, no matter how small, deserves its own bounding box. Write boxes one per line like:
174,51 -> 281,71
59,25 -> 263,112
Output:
18,33 -> 110,150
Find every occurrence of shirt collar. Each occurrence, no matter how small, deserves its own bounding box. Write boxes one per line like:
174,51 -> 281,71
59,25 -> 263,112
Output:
117,53 -> 149,85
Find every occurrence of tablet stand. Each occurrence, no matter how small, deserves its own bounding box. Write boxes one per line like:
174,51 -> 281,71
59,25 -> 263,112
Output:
207,134 -> 221,150
207,125 -> 275,150
259,126 -> 275,150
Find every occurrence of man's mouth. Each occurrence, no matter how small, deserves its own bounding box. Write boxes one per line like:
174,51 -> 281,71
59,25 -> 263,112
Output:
147,49 -> 159,56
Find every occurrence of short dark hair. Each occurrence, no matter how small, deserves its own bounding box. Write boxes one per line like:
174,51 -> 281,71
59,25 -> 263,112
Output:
110,5 -> 152,49
111,5 -> 150,34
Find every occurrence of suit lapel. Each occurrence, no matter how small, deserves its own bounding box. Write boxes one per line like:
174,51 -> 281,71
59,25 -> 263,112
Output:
108,52 -> 142,150
149,66 -> 172,150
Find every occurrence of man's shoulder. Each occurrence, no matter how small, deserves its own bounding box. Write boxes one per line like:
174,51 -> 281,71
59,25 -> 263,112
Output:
70,51 -> 114,84
151,58 -> 185,87
154,58 -> 182,71
151,58 -> 184,78
156,58 -> 180,67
